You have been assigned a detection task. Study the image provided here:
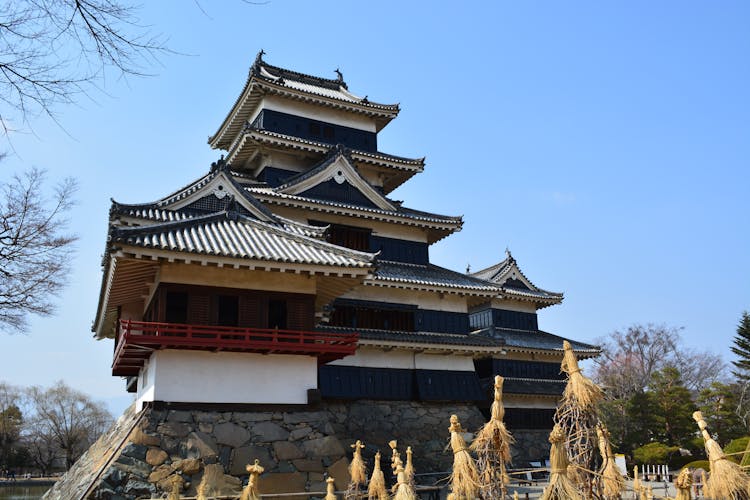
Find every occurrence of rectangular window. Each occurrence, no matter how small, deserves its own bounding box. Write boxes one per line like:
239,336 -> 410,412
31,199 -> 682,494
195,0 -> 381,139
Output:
330,305 -> 414,331
309,122 -> 321,137
165,292 -> 188,323
323,125 -> 335,140
268,300 -> 287,329
217,295 -> 239,327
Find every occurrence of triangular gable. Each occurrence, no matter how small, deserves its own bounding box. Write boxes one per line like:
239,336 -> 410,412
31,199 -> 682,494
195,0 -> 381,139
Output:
276,149 -> 397,211
161,169 -> 278,223
471,250 -> 562,298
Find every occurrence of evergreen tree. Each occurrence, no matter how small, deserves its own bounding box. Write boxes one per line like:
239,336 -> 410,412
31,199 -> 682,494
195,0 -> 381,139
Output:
648,366 -> 695,446
731,311 -> 750,380
697,382 -> 746,445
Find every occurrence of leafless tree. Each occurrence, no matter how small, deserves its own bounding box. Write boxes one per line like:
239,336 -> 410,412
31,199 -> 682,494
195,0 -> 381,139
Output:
0,0 -> 170,136
27,381 -> 111,470
0,167 -> 77,332
594,324 -> 725,395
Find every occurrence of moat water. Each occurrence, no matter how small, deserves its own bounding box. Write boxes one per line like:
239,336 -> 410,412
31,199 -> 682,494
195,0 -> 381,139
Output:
0,485 -> 49,500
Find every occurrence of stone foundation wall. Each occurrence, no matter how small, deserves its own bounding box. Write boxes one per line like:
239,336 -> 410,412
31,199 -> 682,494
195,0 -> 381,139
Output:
511,430 -> 553,465
45,401 -> 556,500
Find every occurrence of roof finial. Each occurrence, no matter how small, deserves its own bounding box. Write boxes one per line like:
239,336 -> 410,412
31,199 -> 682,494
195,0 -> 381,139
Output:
505,247 -> 513,260
466,263 -> 471,274
335,67 -> 344,83
251,49 -> 266,74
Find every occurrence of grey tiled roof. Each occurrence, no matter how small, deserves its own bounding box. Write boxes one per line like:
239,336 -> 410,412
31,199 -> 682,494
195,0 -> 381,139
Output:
319,326 -> 501,348
373,261 -> 498,293
480,327 -> 599,353
502,377 -> 565,396
239,128 -> 424,168
247,187 -> 463,227
110,212 -> 375,268
252,56 -> 399,111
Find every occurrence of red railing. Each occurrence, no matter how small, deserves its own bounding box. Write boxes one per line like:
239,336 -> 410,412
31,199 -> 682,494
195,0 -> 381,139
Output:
112,320 -> 358,376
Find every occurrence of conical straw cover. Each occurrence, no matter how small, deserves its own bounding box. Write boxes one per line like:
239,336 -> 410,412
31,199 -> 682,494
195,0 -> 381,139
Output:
692,410 -> 749,499
404,446 -> 415,484
561,340 -> 603,410
597,424 -> 624,498
633,465 -> 640,492
367,451 -> 388,500
540,425 -> 583,500
674,467 -> 692,500
349,440 -> 367,486
240,459 -> 265,500
325,476 -> 337,500
448,414 -> 479,499
393,462 -> 417,500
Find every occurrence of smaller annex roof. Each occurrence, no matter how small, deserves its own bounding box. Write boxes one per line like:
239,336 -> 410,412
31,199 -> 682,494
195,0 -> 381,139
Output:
471,249 -> 563,308
210,51 -> 400,151
476,327 -> 599,358
370,261 -> 499,296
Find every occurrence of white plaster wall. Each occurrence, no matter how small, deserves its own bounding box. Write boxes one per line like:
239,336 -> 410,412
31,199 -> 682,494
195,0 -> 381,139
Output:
341,287 -> 468,313
504,395 -> 558,409
414,353 -> 475,371
328,348 -> 414,369
329,348 -> 475,372
490,298 -> 537,314
136,358 -> 156,412
252,96 -> 378,132
136,350 -> 317,405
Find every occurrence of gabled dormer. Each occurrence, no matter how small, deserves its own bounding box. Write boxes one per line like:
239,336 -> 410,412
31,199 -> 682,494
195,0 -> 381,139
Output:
275,145 -> 397,211
471,249 -> 563,309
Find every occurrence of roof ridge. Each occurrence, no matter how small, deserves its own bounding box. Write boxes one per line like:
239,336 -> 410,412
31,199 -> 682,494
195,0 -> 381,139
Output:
242,127 -> 425,165
252,53 -> 347,91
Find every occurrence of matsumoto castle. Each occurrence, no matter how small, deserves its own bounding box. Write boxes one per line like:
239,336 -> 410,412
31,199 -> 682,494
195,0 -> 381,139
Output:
48,53 -> 600,498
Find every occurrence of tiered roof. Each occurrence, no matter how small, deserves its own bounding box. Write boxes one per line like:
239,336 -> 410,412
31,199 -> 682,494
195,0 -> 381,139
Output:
209,51 -> 400,151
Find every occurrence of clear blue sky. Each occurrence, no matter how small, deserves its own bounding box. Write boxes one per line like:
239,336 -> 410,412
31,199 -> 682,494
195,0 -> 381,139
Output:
1,1 -> 748,416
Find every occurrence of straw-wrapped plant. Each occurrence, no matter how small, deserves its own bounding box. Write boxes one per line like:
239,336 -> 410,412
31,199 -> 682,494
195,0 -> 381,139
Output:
540,424 -> 583,500
367,451 -> 388,500
674,467 -> 692,500
471,375 -> 513,499
393,462 -> 417,500
326,476 -> 338,500
240,459 -> 265,500
448,414 -> 480,500
404,446 -> 416,488
166,474 -> 185,500
553,340 -> 603,493
633,465 -> 641,500
597,424 -> 624,499
692,411 -> 750,499
345,440 -> 367,500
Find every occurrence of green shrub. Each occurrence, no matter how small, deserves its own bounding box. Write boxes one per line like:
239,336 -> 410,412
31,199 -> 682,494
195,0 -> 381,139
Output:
684,459 -> 710,471
669,454 -> 696,469
724,436 -> 750,464
633,442 -> 680,465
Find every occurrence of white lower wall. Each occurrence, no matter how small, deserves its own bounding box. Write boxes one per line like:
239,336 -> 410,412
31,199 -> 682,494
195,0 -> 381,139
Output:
329,347 -> 475,371
135,350 -> 317,409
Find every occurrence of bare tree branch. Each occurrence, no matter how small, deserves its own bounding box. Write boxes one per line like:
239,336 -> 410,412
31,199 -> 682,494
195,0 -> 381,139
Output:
0,167 -> 77,332
0,0 -> 172,136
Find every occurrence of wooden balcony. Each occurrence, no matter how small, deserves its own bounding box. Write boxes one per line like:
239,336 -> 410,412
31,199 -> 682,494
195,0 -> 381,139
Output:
112,320 -> 358,376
